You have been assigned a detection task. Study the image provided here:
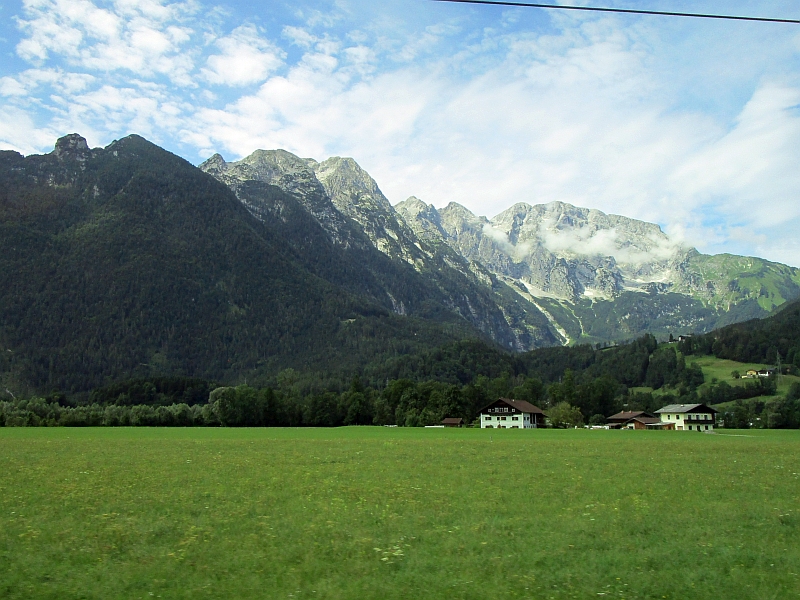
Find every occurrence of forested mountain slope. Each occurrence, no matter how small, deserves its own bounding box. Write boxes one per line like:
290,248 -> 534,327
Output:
0,135 -> 495,393
682,297 -> 800,367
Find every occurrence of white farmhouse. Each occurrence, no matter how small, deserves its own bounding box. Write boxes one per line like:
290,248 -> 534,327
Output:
655,403 -> 717,431
480,398 -> 545,429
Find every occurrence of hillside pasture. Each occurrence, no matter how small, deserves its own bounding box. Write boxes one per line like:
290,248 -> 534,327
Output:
691,355 -> 799,391
1,427 -> 799,599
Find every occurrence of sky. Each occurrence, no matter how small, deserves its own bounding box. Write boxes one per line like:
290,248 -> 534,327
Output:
1,0 -> 800,265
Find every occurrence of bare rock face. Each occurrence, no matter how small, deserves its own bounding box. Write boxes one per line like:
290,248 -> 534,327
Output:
52,134 -> 91,167
394,196 -> 448,244
313,157 -> 427,264
199,148 -> 552,350
200,149 -> 354,246
399,199 -> 689,302
200,144 -> 800,347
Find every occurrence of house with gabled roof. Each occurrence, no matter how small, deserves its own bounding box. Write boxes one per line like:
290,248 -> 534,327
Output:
607,410 -> 654,428
479,398 -> 545,429
607,411 -> 664,430
655,403 -> 717,431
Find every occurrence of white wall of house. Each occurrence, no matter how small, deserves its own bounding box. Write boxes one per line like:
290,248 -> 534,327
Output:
481,413 -> 535,429
659,412 -> 714,431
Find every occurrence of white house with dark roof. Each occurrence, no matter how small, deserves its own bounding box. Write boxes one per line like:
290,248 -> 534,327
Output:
480,398 -> 545,429
655,403 -> 717,431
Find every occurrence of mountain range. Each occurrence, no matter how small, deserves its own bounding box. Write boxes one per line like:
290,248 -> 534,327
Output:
200,143 -> 800,348
1,133 -> 798,394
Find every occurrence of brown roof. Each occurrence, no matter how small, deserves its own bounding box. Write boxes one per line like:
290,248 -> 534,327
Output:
631,416 -> 662,425
479,398 -> 544,415
607,411 -> 654,422
441,418 -> 463,425
656,403 -> 718,414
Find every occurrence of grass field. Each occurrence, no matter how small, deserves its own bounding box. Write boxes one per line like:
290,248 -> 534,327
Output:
690,356 -> 800,393
631,354 -> 800,400
1,427 -> 799,599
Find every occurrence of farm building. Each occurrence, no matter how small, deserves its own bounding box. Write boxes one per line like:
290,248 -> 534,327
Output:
480,398 -> 545,429
607,411 -> 664,430
655,403 -> 717,431
441,417 -> 463,428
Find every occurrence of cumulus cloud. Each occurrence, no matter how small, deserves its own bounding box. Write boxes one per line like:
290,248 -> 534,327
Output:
667,83 -> 800,229
0,105 -> 60,154
16,0 -> 199,84
0,69 -> 95,96
202,24 -> 285,86
538,222 -> 681,265
47,83 -> 189,141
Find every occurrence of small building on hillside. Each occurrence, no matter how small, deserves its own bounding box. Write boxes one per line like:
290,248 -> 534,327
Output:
655,403 -> 717,431
480,398 -> 545,429
442,417 -> 463,428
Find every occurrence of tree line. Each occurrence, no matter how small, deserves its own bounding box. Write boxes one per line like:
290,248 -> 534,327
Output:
3,333 -> 797,428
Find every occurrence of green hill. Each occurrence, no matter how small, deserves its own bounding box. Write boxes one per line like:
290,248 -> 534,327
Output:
681,297 -> 800,367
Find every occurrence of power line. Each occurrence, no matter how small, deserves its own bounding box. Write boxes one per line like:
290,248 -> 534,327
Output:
430,0 -> 800,24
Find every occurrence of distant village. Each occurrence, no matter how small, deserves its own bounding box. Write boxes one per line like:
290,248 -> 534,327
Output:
435,398 -> 719,431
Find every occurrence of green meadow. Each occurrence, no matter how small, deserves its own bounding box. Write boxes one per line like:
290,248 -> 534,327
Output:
1,428 -> 799,599
691,356 -> 800,392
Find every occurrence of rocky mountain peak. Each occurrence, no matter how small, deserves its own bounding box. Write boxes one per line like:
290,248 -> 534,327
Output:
306,156 -> 433,264
395,196 -> 446,243
199,148 -> 332,204
53,134 -> 89,161
234,149 -> 327,199
313,157 -> 393,215
199,148 -> 352,245
198,153 -> 227,177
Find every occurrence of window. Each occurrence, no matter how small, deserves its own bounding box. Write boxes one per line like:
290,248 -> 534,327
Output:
512,416 -> 519,421
501,416 -> 507,421
705,425 -> 709,430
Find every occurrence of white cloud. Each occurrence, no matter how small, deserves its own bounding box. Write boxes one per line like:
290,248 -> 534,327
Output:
0,105 -> 60,154
667,83 -> 800,229
16,0 -> 199,84
539,223 -> 680,265
0,69 -> 95,96
202,24 -> 285,86
482,224 -> 512,249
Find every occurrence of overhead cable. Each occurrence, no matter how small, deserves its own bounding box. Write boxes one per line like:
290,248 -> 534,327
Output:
430,0 -> 800,24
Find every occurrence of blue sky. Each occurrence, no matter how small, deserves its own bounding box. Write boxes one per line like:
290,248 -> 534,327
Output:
2,0 -> 800,265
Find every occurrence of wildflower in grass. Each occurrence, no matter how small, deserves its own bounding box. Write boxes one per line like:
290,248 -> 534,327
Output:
374,537 -> 409,563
